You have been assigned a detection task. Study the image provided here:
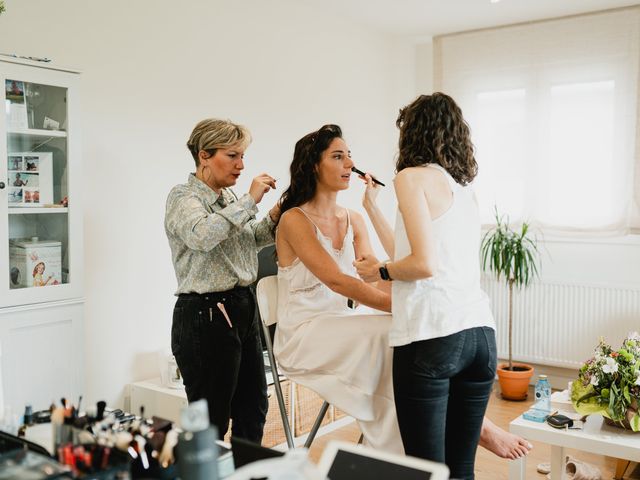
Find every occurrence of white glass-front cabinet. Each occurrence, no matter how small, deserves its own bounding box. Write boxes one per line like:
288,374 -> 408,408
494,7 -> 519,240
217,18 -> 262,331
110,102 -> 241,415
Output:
0,58 -> 83,413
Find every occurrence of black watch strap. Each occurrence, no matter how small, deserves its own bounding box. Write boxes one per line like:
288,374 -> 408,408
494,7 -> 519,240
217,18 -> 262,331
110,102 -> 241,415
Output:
379,264 -> 392,281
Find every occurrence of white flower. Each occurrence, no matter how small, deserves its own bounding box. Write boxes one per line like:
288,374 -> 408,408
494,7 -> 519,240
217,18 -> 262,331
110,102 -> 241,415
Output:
590,375 -> 599,386
629,331 -> 640,342
635,372 -> 640,386
602,357 -> 619,374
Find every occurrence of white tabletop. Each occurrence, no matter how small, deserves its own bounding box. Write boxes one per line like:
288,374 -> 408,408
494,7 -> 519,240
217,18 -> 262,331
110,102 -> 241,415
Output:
510,413 -> 640,462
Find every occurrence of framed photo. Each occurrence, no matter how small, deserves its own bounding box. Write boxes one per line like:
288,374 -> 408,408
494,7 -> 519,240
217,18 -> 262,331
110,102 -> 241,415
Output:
7,155 -> 23,171
7,152 -> 53,207
8,188 -> 23,204
5,79 -> 28,130
5,79 -> 25,104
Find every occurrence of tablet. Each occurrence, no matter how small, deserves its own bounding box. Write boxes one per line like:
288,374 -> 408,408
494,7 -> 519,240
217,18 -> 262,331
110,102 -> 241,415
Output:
317,441 -> 449,480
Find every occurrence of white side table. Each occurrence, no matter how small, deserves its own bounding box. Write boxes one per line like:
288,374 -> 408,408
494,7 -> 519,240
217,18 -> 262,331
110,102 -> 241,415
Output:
128,377 -> 188,426
509,413 -> 640,480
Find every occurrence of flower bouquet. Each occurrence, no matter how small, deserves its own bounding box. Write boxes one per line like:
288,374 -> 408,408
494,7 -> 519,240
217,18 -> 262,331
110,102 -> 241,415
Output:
571,332 -> 640,431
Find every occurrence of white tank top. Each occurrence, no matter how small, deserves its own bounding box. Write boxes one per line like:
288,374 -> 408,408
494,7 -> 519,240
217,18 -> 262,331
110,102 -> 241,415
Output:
389,164 -> 495,346
277,207 -> 359,317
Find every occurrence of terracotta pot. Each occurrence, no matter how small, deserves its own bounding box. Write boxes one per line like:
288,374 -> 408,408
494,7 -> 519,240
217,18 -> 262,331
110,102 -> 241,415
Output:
497,363 -> 534,401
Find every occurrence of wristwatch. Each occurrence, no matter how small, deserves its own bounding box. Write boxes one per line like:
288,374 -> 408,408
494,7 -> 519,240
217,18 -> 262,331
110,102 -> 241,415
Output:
379,262 -> 392,281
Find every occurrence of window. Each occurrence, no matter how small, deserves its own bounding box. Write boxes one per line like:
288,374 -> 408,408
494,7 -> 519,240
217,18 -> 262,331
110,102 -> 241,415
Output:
434,7 -> 640,233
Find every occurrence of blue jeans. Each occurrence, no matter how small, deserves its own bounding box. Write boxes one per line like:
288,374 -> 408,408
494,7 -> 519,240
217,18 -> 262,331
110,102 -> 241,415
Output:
393,326 -> 497,480
171,287 -> 268,442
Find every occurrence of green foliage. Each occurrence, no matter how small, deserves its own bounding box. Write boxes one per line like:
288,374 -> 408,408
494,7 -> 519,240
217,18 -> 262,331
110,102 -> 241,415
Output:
480,208 -> 540,371
572,334 -> 640,431
0,1 -> 5,16
480,208 -> 539,289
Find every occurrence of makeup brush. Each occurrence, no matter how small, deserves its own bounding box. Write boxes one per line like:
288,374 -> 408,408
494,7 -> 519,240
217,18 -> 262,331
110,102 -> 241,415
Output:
351,167 -> 385,187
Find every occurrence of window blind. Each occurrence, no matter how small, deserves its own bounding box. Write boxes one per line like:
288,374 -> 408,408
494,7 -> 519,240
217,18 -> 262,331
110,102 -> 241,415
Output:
434,7 -> 640,233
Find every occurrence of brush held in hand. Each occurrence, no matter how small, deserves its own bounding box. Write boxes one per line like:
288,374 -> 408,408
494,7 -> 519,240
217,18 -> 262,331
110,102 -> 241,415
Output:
351,167 -> 385,187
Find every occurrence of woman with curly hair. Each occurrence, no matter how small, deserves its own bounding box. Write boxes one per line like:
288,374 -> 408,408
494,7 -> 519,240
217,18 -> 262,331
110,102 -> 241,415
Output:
355,93 -> 497,478
273,124 -> 403,454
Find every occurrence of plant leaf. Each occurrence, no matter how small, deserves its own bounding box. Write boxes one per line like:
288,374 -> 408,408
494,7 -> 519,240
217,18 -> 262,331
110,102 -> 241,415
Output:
631,413 -> 640,432
624,385 -> 631,404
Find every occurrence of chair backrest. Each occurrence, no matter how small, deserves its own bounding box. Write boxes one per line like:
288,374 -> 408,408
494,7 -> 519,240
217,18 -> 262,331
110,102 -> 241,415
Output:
256,275 -> 278,327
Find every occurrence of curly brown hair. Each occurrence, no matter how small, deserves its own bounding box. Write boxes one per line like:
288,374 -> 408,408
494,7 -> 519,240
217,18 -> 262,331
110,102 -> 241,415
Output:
273,124 -> 343,233
396,92 -> 477,185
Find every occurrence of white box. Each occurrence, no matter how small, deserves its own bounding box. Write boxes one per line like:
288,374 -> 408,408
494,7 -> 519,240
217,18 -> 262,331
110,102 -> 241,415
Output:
7,152 -> 53,206
550,389 -> 576,413
9,238 -> 62,288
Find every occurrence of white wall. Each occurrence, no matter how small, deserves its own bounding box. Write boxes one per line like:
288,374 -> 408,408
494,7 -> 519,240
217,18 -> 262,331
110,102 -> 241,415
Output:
0,0 -> 416,407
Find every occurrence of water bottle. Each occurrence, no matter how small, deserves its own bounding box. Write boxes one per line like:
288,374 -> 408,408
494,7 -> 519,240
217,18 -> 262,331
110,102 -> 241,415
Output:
534,374 -> 551,413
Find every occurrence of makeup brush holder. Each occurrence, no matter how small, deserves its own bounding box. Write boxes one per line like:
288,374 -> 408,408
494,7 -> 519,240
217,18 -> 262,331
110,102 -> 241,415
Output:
52,423 -> 81,451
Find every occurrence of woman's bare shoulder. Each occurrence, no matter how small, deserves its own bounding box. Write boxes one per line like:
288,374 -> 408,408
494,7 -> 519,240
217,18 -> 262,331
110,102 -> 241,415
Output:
395,165 -> 444,187
279,208 -> 314,234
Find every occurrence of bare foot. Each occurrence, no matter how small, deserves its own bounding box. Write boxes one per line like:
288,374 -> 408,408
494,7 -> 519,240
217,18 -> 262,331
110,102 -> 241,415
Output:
479,418 -> 532,459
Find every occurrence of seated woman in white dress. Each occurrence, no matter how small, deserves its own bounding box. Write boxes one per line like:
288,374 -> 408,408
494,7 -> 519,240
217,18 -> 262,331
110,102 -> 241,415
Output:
273,123 -> 531,460
273,124 -> 404,454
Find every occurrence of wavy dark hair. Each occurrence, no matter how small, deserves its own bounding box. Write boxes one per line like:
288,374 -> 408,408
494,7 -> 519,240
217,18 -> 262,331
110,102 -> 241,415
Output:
396,92 -> 477,185
273,124 -> 343,233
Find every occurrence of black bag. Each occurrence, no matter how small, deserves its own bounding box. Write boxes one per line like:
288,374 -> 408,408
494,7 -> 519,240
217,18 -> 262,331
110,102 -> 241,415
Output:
546,414 -> 573,429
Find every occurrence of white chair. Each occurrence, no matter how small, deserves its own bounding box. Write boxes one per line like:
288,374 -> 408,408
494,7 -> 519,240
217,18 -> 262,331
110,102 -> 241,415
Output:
256,275 -> 330,449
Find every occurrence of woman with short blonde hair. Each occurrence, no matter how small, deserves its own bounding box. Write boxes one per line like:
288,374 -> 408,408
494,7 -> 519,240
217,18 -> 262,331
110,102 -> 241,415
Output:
165,118 -> 279,441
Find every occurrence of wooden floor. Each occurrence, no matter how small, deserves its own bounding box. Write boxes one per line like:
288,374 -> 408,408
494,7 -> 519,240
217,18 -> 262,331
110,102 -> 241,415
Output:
305,384 -> 638,479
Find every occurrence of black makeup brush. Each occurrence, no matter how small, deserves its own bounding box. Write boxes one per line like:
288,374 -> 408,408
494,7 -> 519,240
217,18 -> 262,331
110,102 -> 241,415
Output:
351,167 -> 385,187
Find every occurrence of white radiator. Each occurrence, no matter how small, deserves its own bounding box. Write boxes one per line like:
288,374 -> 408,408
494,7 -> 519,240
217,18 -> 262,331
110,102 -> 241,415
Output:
481,277 -> 640,368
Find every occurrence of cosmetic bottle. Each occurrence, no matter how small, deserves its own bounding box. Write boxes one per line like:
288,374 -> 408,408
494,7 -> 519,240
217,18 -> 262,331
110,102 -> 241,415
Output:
177,399 -> 218,480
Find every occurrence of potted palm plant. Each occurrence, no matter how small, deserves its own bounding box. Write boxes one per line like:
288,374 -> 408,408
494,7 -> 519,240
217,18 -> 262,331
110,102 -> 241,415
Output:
481,208 -> 540,400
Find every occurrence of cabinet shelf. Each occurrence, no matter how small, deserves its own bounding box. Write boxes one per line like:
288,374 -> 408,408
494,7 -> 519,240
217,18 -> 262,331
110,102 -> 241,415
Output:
8,207 -> 68,215
8,128 -> 67,139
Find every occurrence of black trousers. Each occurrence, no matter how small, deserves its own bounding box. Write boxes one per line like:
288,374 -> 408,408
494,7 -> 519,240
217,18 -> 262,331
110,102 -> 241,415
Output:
393,326 -> 497,480
171,287 -> 268,442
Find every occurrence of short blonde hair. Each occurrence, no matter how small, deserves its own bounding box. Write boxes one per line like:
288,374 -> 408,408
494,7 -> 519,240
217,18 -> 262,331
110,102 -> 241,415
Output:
186,118 -> 252,166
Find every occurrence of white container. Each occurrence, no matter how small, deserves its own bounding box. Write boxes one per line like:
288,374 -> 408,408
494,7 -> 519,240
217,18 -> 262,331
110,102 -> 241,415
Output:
9,237 -> 62,288
167,355 -> 184,389
550,389 -> 576,413
158,348 -> 184,389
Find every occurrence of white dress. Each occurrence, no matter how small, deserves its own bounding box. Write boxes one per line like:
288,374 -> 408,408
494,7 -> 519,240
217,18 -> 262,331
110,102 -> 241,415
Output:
274,208 -> 403,454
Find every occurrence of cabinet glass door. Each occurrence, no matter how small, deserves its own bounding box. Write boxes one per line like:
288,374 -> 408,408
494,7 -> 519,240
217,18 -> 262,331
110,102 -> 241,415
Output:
1,62 -> 81,306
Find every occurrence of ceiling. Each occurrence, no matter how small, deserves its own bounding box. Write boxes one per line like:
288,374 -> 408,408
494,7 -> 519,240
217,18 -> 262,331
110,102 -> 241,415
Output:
300,0 -> 640,37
